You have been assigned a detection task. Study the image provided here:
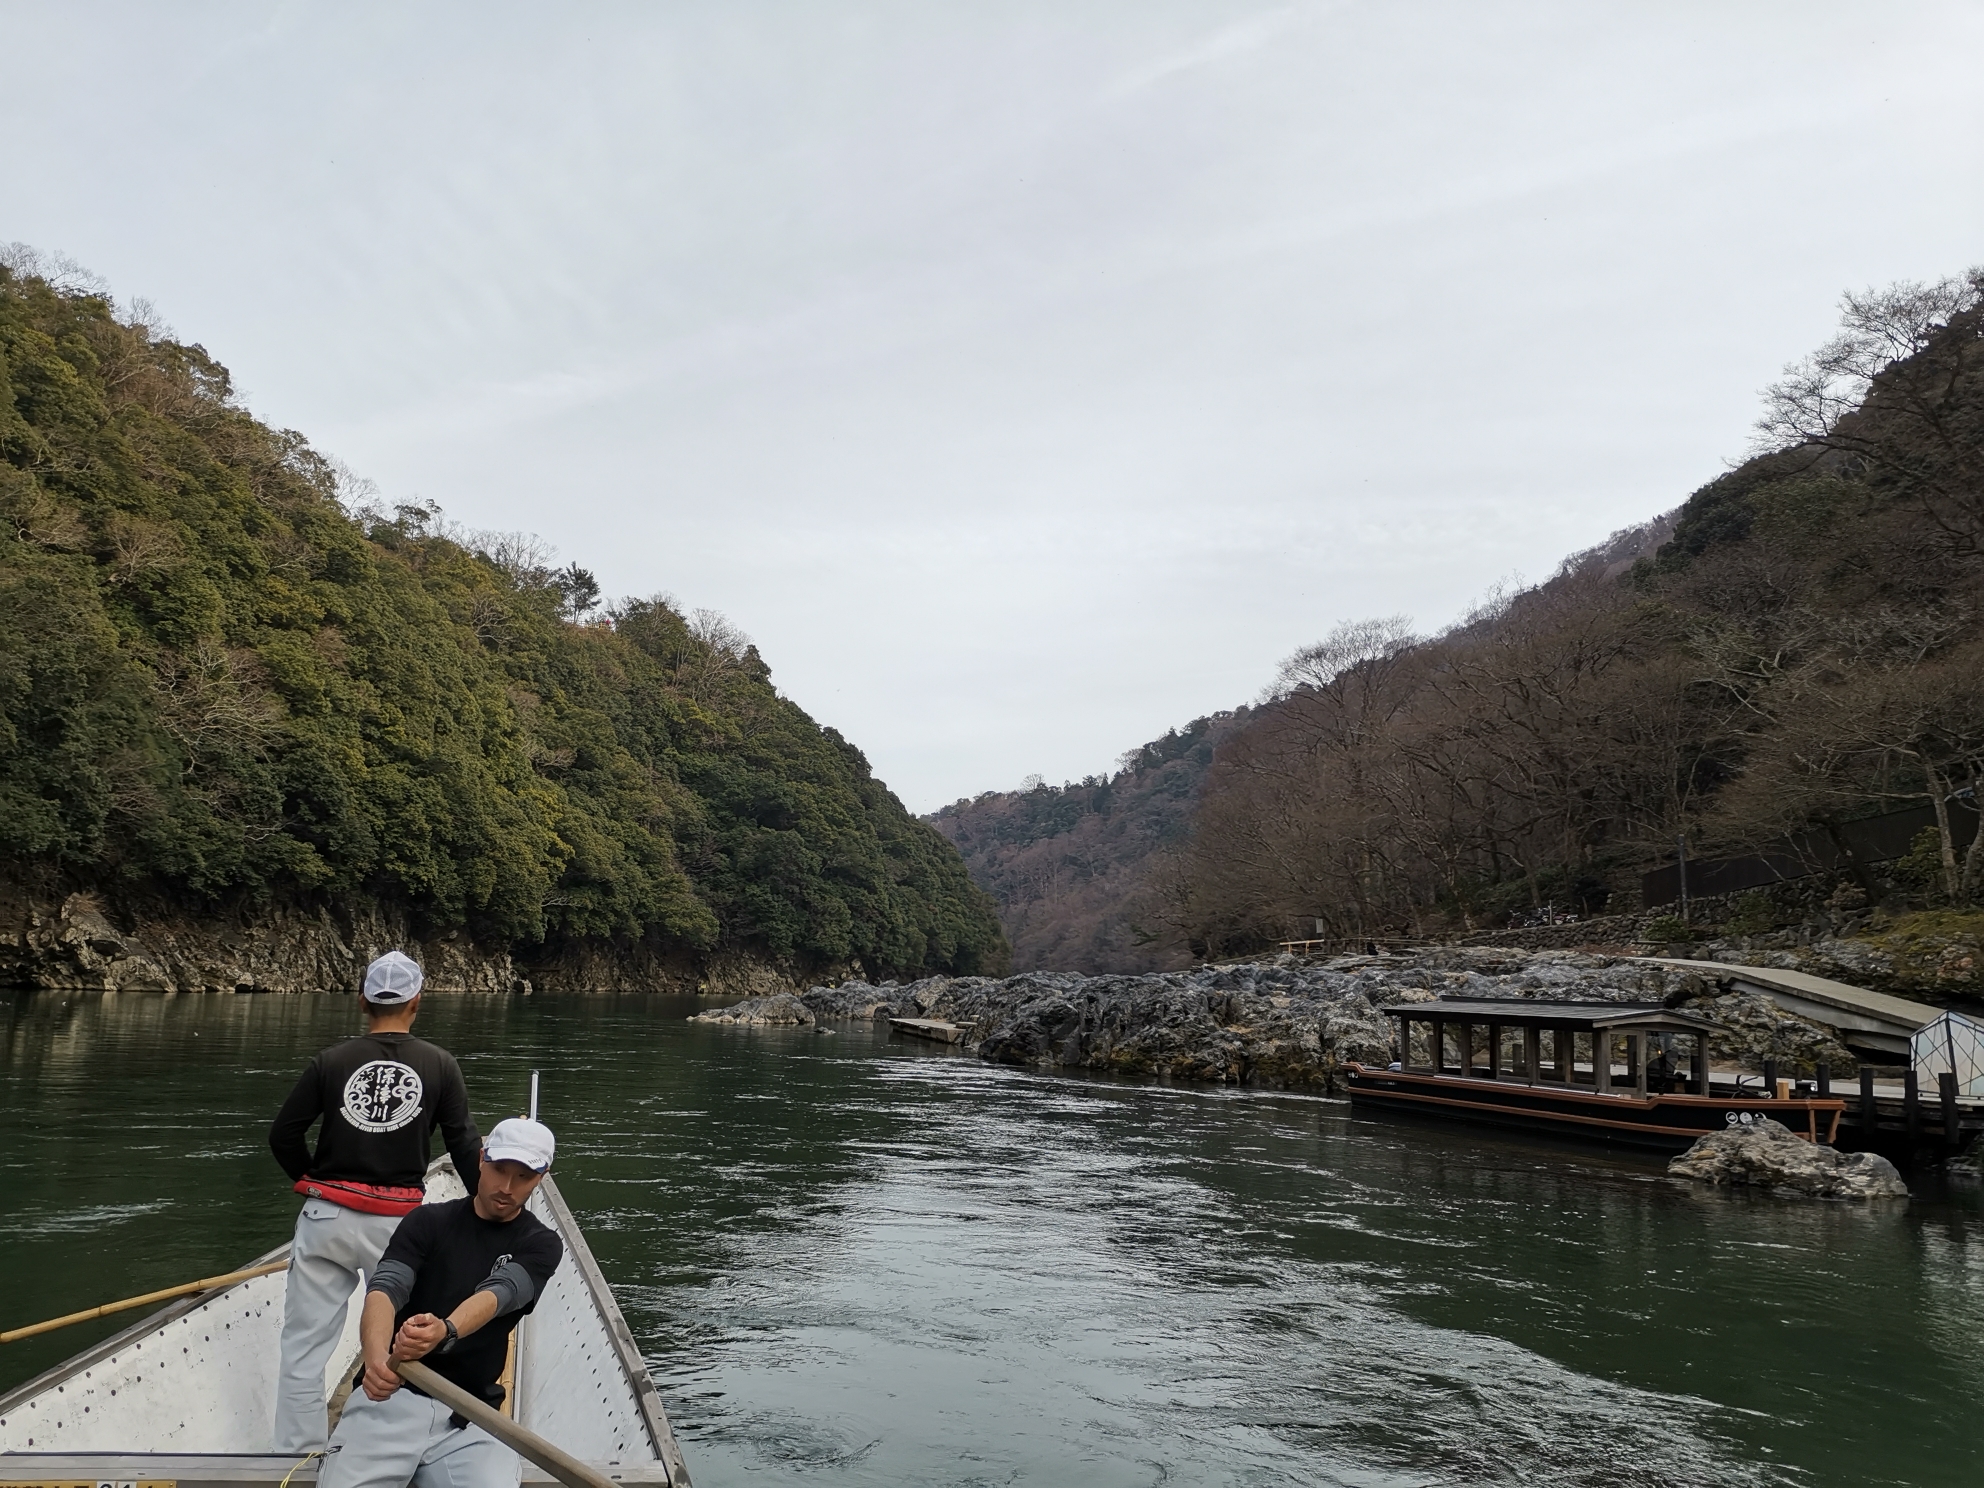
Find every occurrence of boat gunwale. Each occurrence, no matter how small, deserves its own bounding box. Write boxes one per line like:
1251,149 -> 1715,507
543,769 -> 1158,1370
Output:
0,1243 -> 291,1421
2,1184 -> 690,1488
1341,1062 -> 1848,1114
1341,1062 -> 1847,1145
532,1177 -> 690,1488
0,1452 -> 680,1487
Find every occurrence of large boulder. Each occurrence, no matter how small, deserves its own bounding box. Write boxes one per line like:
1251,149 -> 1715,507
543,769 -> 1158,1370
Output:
1321,990 -> 1404,1068
690,991 -> 815,1026
1667,1118 -> 1907,1200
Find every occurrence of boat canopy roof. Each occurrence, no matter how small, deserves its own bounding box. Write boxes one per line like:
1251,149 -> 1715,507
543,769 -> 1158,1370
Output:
1379,997 -> 1722,1034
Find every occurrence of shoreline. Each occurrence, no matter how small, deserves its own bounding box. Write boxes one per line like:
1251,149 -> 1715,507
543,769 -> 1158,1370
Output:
695,946 -> 1865,1090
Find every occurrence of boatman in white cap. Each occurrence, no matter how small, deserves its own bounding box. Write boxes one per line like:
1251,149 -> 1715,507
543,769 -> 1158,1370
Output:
267,950 -> 483,1455
320,1117 -> 564,1488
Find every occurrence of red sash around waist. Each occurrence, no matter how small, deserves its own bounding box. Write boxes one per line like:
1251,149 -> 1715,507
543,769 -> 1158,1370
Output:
294,1176 -> 426,1216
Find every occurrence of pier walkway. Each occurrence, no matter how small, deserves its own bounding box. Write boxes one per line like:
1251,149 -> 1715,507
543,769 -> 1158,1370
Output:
1641,957 -> 1941,1059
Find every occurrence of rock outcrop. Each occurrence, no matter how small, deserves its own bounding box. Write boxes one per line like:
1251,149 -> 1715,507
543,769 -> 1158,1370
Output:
1681,989 -> 1860,1077
763,948 -> 1856,1088
689,991 -> 815,1025
0,881 -> 810,996
0,890 -> 526,994
1667,1118 -> 1908,1199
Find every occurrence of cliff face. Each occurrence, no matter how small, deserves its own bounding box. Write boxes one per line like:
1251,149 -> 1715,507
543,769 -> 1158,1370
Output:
0,882 -> 819,996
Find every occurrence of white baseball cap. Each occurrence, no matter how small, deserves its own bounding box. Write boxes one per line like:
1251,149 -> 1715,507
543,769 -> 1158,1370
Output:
484,1116 -> 556,1172
363,951 -> 424,1004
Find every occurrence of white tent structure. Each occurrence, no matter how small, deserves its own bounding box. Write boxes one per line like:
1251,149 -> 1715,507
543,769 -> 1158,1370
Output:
1911,1010 -> 1984,1098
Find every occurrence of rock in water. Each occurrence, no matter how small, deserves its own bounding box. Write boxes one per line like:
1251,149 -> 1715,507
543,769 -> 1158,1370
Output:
689,991 -> 815,1026
1668,1118 -> 1908,1200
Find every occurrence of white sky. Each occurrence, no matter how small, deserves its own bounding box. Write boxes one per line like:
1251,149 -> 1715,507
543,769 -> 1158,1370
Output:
5,3 -> 1982,812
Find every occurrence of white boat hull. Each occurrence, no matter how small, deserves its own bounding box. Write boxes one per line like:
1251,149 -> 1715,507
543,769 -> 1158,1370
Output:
0,1164 -> 686,1487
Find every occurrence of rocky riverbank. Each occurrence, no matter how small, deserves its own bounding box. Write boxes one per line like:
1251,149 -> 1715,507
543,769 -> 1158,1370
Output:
0,882 -> 815,998
695,947 -> 1860,1087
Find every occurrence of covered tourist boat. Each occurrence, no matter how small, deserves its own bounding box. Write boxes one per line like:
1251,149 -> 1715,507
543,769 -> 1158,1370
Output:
1341,997 -> 1845,1151
0,1162 -> 690,1488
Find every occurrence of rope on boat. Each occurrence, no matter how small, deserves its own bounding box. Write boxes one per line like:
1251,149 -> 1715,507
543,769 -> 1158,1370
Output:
0,1259 -> 290,1343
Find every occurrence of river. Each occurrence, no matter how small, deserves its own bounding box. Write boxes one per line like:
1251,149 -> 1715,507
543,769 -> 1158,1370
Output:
3,990 -> 1980,1486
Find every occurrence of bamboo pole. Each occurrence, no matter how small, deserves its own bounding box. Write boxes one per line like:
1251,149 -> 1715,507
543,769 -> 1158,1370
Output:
0,1260 -> 291,1343
395,1359 -> 618,1488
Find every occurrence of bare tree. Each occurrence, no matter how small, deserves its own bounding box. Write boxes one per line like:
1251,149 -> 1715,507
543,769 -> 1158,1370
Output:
1753,273 -> 1981,452
1754,268 -> 1984,557
1269,615 -> 1417,698
149,643 -> 283,773
689,608 -> 752,658
0,242 -> 110,295
475,530 -> 558,580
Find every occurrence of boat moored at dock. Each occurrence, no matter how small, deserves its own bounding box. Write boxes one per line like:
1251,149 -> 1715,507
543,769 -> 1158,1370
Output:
1342,997 -> 1845,1152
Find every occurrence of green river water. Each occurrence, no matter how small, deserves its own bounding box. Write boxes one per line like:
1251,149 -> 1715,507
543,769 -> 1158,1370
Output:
3,990 -> 1981,1487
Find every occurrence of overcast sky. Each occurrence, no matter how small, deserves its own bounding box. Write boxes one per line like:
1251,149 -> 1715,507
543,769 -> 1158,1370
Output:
6,3 -> 1982,811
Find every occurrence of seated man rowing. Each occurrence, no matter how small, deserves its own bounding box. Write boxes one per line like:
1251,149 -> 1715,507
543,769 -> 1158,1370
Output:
322,1117 -> 564,1488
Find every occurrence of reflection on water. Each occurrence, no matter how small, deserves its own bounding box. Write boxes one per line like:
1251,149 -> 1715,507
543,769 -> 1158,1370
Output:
4,991 -> 1980,1486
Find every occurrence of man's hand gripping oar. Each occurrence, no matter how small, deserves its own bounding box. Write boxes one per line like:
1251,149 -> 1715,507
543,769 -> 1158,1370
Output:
364,1281 -> 614,1488
390,1359 -> 616,1488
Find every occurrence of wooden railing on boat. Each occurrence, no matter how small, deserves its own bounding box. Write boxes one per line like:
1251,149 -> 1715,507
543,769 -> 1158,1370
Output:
1344,997 -> 1852,1152
1383,997 -> 1722,1097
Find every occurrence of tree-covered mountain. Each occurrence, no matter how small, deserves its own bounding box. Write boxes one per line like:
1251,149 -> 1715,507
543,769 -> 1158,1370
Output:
0,257 -> 1005,980
935,271 -> 1984,972
927,711 -> 1248,972
1167,271 -> 1984,955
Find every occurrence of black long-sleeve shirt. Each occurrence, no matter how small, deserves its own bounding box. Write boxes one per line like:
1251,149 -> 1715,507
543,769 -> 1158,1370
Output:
269,1031 -> 481,1191
369,1197 -> 563,1404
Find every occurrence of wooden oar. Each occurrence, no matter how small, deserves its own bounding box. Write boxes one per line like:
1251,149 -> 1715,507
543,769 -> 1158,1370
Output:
0,1260 -> 290,1343
395,1359 -> 619,1488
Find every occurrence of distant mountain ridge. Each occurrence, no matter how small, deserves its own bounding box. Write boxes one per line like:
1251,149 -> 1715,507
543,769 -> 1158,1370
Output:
926,711 -> 1249,972
928,517 -> 1685,971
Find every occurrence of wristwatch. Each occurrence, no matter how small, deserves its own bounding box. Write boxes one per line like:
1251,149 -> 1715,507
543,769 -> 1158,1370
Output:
437,1318 -> 460,1355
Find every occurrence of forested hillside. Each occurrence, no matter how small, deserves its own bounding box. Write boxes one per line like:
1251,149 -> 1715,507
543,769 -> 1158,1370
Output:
0,259 -> 1005,980
1167,271 -> 1984,955
928,711 -> 1247,971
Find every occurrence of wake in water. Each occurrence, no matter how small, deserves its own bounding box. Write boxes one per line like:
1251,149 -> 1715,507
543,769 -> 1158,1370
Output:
650,1057 -> 1798,1487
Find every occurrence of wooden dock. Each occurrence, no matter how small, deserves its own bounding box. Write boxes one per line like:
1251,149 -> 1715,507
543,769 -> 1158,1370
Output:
1701,1064 -> 1984,1166
1820,1068 -> 1983,1164
888,1016 -> 967,1045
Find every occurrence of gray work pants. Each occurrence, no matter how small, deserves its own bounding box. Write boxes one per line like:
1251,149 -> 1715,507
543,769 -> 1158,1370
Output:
320,1386 -> 518,1488
272,1198 -> 406,1453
